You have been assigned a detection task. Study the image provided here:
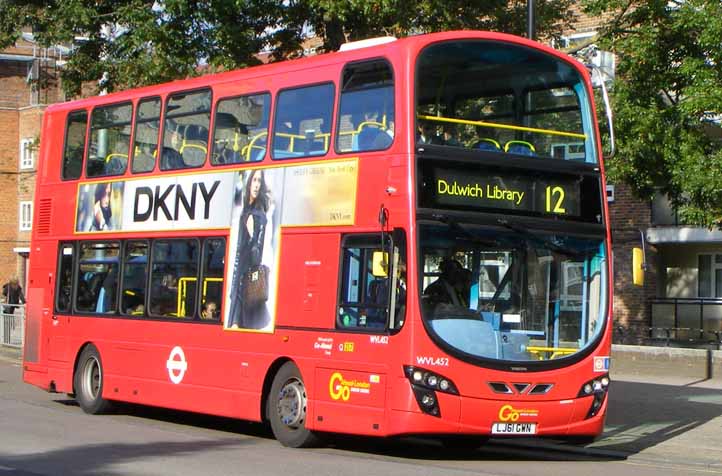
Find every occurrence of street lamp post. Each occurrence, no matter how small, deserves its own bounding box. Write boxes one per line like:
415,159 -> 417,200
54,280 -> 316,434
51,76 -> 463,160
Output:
527,0 -> 535,40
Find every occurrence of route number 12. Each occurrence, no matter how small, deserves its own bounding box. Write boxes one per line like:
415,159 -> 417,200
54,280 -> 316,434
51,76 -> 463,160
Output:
545,186 -> 566,214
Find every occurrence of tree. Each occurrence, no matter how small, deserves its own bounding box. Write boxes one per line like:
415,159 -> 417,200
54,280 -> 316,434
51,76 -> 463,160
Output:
0,0 -> 576,97
583,0 -> 722,226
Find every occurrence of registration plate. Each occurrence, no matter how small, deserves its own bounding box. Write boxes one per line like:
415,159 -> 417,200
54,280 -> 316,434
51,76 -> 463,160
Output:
491,422 -> 537,435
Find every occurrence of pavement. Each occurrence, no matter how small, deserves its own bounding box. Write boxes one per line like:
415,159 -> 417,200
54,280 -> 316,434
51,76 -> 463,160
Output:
0,345 -> 21,363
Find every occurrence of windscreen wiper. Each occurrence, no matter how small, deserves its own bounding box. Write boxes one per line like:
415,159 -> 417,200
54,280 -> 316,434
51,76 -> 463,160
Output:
431,213 -> 499,246
496,219 -> 587,258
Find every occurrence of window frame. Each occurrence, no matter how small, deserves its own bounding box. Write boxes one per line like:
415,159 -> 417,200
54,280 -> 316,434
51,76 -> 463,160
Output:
119,239 -> 150,317
131,96 -> 162,174
210,91 -> 272,166
73,240 -> 121,315
335,57 -> 395,155
198,237 -> 226,322
61,109 -> 89,181
336,232 -> 406,332
19,201 -> 32,231
160,88 -> 213,171
698,253 -> 722,298
55,242 -> 75,314
86,100 -> 134,178
271,81 -> 336,161
20,138 -> 35,170
148,237 -> 201,319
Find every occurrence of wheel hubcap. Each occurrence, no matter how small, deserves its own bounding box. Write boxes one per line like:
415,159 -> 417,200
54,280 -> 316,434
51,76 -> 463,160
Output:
83,356 -> 101,399
276,378 -> 306,428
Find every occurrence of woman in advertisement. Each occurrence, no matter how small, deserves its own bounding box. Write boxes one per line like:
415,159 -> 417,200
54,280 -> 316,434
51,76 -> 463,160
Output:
227,169 -> 274,329
90,182 -> 113,231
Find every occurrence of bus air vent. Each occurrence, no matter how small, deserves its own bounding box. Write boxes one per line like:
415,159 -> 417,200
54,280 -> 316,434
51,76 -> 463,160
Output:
488,382 -> 512,394
37,198 -> 52,235
529,384 -> 554,395
513,383 -> 530,394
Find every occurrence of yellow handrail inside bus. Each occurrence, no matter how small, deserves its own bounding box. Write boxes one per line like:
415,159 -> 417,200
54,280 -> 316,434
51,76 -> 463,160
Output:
417,114 -> 587,140
274,131 -> 330,153
337,115 -> 389,151
180,140 -> 208,155
242,131 -> 268,161
105,152 -> 129,163
177,276 -> 224,317
526,346 -> 578,360
177,277 -> 195,317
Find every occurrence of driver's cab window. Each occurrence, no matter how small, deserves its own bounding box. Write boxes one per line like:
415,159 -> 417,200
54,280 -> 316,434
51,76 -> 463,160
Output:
421,250 -> 518,314
338,232 -> 406,331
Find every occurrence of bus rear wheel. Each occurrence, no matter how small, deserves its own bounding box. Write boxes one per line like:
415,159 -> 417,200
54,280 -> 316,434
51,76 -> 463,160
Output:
267,362 -> 320,448
74,344 -> 112,414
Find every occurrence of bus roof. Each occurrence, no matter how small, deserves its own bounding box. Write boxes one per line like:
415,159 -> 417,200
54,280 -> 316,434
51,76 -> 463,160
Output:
46,30 -> 580,114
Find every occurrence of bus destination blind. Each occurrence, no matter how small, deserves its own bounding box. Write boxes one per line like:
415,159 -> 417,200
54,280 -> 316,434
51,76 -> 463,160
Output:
420,166 -> 581,217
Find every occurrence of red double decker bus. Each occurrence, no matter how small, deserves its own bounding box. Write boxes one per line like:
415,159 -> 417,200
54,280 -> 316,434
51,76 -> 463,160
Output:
24,30 -> 612,447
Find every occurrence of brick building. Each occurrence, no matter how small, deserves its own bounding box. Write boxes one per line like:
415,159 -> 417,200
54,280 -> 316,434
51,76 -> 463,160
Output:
0,32 -> 64,293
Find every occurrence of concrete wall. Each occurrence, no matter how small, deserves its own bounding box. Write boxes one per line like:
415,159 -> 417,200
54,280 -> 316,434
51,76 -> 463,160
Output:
612,344 -> 722,383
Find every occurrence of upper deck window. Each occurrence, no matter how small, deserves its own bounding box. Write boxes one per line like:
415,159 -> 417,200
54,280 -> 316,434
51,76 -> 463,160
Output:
272,83 -> 334,160
212,93 -> 270,165
416,40 -> 596,164
62,110 -> 88,180
87,102 -> 133,178
161,89 -> 212,170
132,97 -> 161,173
336,60 -> 394,153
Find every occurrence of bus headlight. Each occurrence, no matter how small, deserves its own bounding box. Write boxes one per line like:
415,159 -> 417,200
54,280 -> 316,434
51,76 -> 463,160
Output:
577,373 -> 610,419
404,366 -> 459,418
403,366 -> 459,395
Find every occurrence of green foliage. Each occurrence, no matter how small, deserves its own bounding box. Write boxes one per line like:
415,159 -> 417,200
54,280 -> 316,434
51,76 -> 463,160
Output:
0,0 -> 575,97
584,0 -> 722,226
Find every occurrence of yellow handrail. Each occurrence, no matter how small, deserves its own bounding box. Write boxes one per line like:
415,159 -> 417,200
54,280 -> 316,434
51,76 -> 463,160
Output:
417,114 -> 587,140
104,152 -> 128,163
526,346 -> 578,360
274,131 -> 329,154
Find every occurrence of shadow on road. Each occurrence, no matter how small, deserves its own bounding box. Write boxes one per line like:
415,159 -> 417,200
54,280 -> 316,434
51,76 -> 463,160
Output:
0,439 -> 244,476
593,379 -> 722,455
40,378 -> 722,465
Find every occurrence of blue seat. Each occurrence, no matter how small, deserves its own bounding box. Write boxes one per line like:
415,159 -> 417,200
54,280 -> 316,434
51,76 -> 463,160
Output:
474,138 -> 502,152
504,140 -> 536,156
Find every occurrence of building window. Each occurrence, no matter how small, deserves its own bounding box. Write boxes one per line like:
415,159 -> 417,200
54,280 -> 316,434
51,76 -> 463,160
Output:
698,254 -> 722,297
19,201 -> 32,231
20,138 -> 34,170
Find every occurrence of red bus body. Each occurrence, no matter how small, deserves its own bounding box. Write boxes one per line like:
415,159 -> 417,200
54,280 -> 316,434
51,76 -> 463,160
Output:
24,31 -> 612,444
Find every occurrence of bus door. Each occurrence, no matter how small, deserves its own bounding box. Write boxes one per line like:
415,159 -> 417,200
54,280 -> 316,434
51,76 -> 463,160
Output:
313,231 -> 406,435
43,243 -> 75,363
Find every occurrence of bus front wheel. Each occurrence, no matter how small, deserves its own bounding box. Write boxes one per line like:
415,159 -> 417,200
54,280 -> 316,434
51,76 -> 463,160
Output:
267,362 -> 320,448
74,344 -> 113,414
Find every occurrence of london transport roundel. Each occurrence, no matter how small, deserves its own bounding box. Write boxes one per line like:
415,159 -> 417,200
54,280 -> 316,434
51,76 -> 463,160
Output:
166,346 -> 188,384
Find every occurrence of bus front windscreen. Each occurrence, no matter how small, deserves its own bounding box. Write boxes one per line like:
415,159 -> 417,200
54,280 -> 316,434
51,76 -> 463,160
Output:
416,40 -> 597,164
418,222 -> 607,364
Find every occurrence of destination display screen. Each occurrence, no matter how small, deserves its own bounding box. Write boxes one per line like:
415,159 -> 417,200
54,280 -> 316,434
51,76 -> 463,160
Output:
418,162 -> 601,221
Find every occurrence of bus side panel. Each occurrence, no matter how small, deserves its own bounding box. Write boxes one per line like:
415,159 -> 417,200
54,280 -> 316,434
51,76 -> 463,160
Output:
275,232 -> 340,329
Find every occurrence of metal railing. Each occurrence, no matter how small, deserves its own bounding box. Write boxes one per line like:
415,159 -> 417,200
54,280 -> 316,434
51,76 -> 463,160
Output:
1,305 -> 24,349
650,297 -> 722,341
615,325 -> 722,350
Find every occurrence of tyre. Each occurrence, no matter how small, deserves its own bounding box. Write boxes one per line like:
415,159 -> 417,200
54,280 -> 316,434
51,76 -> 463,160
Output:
73,344 -> 113,414
267,361 -> 320,448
